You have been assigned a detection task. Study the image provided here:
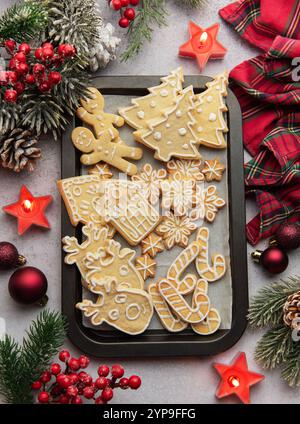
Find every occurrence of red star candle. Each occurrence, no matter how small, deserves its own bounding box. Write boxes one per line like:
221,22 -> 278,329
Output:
213,352 -> 264,404
3,185 -> 52,235
179,22 -> 227,71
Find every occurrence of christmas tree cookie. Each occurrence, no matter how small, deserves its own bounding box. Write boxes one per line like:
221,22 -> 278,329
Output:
119,67 -> 184,130
191,72 -> 228,149
134,86 -> 200,162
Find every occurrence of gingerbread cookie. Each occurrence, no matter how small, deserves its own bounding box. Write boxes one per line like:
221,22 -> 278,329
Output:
196,227 -> 226,282
135,254 -> 156,280
158,279 -> 210,324
141,233 -> 164,258
202,185 -> 226,223
156,211 -> 197,249
76,278 -> 153,335
202,159 -> 225,182
88,162 -> 113,179
77,87 -> 124,140
166,159 -> 204,182
134,86 -> 201,162
131,163 -> 167,205
148,282 -> 188,332
191,72 -> 228,149
167,241 -> 201,295
71,127 -> 142,176
161,175 -> 195,217
119,67 -> 184,130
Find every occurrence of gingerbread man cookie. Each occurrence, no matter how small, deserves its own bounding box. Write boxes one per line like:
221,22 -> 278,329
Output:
71,127 -> 143,176
77,87 -> 124,140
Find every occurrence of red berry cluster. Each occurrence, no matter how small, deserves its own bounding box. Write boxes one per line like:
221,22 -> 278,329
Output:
1,39 -> 76,103
31,349 -> 141,404
109,0 -> 139,28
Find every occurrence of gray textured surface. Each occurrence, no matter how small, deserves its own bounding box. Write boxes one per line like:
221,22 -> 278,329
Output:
0,0 -> 299,404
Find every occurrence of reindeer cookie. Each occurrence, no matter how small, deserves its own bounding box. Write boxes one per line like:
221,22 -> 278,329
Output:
77,87 -> 124,140
148,283 -> 188,332
71,127 -> 142,176
76,278 -> 153,335
196,227 -> 226,282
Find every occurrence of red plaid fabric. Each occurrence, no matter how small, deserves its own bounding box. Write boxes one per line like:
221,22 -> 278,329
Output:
220,0 -> 300,245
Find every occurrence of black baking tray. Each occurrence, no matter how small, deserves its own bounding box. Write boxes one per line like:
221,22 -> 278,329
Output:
61,75 -> 248,357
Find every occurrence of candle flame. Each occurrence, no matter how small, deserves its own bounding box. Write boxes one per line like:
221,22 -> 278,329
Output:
228,375 -> 240,388
199,32 -> 208,45
23,199 -> 33,212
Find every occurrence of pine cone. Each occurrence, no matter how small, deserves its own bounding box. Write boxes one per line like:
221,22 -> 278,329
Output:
0,128 -> 41,172
283,291 -> 300,329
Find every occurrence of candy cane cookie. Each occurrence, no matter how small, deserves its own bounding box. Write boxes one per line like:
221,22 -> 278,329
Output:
148,283 -> 188,332
167,241 -> 201,295
190,279 -> 221,335
158,279 -> 210,324
196,227 -> 226,282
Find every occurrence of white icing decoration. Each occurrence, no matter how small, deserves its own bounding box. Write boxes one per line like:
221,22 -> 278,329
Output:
154,131 -> 162,141
208,113 -> 217,122
73,187 -> 82,197
197,107 -> 202,113
170,81 -> 176,87
176,110 -> 182,117
108,309 -> 119,321
150,101 -> 156,108
137,111 -> 145,119
207,96 -> 213,103
126,303 -> 141,320
178,128 -> 187,136
216,85 -> 220,90
167,141 -> 172,145
197,126 -> 203,132
182,144 -> 189,150
160,89 -> 168,97
119,265 -> 129,276
166,123 -> 170,128
115,294 -> 127,304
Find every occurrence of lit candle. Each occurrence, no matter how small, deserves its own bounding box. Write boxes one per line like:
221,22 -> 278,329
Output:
199,31 -> 208,47
227,375 -> 240,388
22,199 -> 33,212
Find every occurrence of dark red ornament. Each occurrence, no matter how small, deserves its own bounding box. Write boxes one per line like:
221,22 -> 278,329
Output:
270,222 -> 300,251
8,266 -> 48,305
251,246 -> 289,274
0,241 -> 26,270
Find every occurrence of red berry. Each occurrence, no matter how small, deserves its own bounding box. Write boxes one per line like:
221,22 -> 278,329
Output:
101,387 -> 113,402
67,385 -> 78,397
14,81 -> 25,94
68,372 -> 79,384
34,47 -> 43,60
78,355 -> 90,369
38,391 -> 50,404
8,58 -> 17,70
16,62 -> 28,75
57,44 -> 67,56
59,394 -> 69,404
95,377 -> 108,390
50,385 -> 62,397
98,365 -> 109,377
59,350 -> 70,362
6,71 -> 18,83
119,17 -> 130,28
130,0 -> 139,5
42,42 -> 54,50
33,63 -> 45,75
14,52 -> 26,63
83,386 -> 95,399
50,363 -> 61,375
68,357 -> 80,371
124,8 -> 135,20
5,39 -> 16,53
39,81 -> 51,92
40,371 -> 52,383
95,396 -> 106,404
42,47 -> 54,60
111,0 -> 122,10
128,375 -> 141,389
48,71 -> 62,85
56,374 -> 72,388
78,371 -> 93,386
120,0 -> 130,6
119,377 -> 129,389
71,395 -> 83,404
24,74 -> 35,85
31,380 -> 42,390
111,364 -> 124,379
64,44 -> 76,57
18,43 -> 31,55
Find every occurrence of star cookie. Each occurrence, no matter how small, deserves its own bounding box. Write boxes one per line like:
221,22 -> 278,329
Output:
141,233 -> 164,258
135,254 -> 156,280
202,159 -> 225,182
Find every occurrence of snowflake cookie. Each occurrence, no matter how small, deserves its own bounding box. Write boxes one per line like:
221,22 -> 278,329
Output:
202,159 -> 225,182
202,185 -> 226,223
131,163 -> 167,205
166,159 -> 204,182
156,211 -> 197,249
88,162 -> 113,179
135,254 -> 156,280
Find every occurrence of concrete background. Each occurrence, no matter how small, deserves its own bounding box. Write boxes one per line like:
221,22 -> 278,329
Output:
0,0 -> 299,404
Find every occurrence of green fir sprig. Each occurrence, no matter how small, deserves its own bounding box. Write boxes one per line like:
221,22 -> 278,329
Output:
0,310 -> 67,404
249,276 -> 300,386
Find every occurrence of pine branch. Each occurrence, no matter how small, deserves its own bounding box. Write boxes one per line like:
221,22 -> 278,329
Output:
121,0 -> 168,62
180,0 -> 207,6
0,1 -> 47,43
281,342 -> 300,386
0,101 -> 21,135
248,276 -> 300,328
254,325 -> 293,369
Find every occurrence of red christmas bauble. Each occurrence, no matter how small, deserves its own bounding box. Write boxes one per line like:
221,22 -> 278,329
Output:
4,89 -> 17,103
8,266 -> 48,305
252,246 -> 289,274
124,8 -> 135,20
273,222 -> 300,250
18,43 -> 31,55
119,17 -> 130,28
0,242 -> 26,269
